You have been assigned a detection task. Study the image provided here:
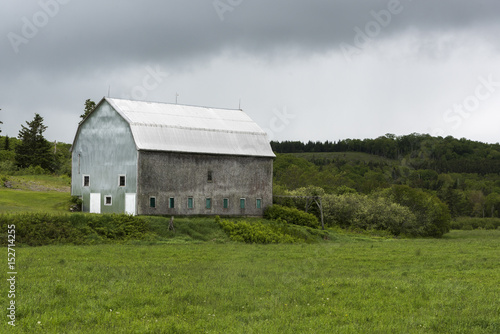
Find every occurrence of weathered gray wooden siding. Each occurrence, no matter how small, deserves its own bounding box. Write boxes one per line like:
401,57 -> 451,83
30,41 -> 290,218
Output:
136,151 -> 273,216
71,101 -> 138,213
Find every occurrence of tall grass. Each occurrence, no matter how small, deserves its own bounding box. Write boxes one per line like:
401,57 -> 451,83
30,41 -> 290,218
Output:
4,230 -> 499,333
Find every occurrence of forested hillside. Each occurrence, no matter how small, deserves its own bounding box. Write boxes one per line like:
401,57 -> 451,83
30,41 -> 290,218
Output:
272,133 -> 500,174
272,133 -> 500,219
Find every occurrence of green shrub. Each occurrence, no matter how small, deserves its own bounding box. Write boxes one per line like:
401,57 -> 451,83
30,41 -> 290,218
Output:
216,218 -> 328,244
322,193 -> 418,237
0,160 -> 16,174
19,165 -> 49,175
264,205 -> 319,228
69,196 -> 83,212
218,219 -> 299,244
451,217 -> 500,230
381,185 -> 451,237
0,213 -> 152,246
484,222 -> 495,230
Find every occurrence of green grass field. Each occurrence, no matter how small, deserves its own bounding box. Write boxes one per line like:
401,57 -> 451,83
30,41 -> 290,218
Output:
0,175 -> 71,214
6,175 -> 71,192
1,175 -> 499,332
0,188 -> 71,213
3,230 -> 499,333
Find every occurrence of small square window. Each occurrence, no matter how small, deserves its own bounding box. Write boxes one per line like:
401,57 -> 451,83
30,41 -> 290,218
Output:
240,198 -> 246,209
187,197 -> 193,209
83,175 -> 90,187
207,171 -> 213,182
223,198 -> 229,209
169,197 -> 175,209
150,197 -> 156,208
119,175 -> 126,187
104,195 -> 112,206
206,198 -> 212,209
256,198 -> 262,209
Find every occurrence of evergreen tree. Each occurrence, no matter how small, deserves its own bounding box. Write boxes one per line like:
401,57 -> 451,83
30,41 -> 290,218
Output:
15,114 -> 53,171
80,99 -> 96,122
4,135 -> 9,150
0,108 -> 3,133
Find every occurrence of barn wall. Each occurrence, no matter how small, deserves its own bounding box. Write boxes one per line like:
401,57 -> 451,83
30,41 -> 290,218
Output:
137,151 -> 273,216
71,101 -> 138,213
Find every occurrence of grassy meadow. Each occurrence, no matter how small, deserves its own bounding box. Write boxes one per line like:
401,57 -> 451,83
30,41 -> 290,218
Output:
2,230 -> 499,333
0,174 -> 71,213
1,174 -> 499,333
0,188 -> 71,213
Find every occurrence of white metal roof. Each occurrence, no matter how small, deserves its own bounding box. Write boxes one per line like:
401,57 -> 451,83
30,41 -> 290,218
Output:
105,97 -> 275,157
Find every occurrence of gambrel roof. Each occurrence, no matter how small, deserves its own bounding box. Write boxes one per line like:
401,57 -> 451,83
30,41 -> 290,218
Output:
75,97 -> 275,158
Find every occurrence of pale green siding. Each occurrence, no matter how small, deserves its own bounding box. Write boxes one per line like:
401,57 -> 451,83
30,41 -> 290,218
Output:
71,100 -> 137,213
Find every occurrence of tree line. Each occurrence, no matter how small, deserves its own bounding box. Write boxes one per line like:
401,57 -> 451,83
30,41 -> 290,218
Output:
271,133 -> 500,174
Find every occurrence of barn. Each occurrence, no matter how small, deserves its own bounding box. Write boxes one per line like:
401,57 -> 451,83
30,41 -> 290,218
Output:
70,97 -> 275,216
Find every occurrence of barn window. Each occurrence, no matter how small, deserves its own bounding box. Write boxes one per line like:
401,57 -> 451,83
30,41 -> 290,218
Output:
83,175 -> 90,187
119,175 -> 126,187
187,197 -> 193,209
256,198 -> 262,209
206,198 -> 212,209
150,197 -> 156,208
104,195 -> 112,206
223,198 -> 229,209
240,198 -> 246,209
207,171 -> 213,182
169,197 -> 175,208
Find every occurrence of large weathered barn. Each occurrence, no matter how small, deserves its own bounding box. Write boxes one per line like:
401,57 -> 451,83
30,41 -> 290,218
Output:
71,97 -> 275,216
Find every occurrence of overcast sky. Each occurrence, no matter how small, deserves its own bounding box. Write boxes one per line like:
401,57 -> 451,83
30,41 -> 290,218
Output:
1,0 -> 499,145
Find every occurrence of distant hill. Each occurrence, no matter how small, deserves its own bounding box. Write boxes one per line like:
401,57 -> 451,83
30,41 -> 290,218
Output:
272,134 -> 500,218
271,133 -> 500,175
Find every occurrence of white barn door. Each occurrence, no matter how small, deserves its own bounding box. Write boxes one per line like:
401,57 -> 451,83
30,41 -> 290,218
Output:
90,193 -> 101,213
125,193 -> 136,215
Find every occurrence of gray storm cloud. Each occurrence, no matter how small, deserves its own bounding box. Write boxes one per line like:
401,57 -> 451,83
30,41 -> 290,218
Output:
1,0 -> 499,143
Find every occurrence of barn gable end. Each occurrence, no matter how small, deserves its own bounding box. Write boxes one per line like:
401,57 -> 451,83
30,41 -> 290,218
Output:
71,99 -> 138,214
